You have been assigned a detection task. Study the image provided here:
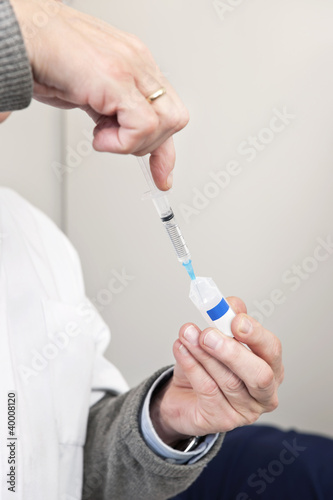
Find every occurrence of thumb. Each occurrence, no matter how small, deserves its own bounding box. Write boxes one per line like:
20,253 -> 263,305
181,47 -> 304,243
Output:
149,137 -> 175,191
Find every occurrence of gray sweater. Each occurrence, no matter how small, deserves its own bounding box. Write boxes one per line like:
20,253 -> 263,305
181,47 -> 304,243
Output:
0,3 -> 225,498
83,368 -> 224,500
0,0 -> 32,111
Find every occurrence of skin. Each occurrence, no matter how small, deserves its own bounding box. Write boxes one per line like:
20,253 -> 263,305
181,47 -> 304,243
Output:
0,112 -> 10,123
2,2 -> 283,447
150,297 -> 284,445
1,110 -> 283,444
10,0 -> 190,190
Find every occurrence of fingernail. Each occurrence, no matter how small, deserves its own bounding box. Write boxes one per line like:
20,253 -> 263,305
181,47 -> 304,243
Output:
204,330 -> 223,350
166,172 -> 173,189
239,317 -> 253,334
184,325 -> 199,345
179,343 -> 190,356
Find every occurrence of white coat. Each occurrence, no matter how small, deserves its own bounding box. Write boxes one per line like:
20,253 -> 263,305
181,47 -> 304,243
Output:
0,188 -> 128,500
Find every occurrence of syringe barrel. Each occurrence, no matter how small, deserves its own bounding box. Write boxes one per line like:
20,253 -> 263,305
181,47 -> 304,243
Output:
152,196 -> 173,219
161,210 -> 191,264
189,277 -> 236,338
138,154 -> 192,265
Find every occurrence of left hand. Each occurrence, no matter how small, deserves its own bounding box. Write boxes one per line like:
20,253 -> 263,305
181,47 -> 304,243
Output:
150,297 -> 284,446
0,112 -> 11,123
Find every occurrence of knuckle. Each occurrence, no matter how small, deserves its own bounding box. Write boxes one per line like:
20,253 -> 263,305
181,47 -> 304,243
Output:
176,353 -> 197,373
142,113 -> 159,135
103,56 -> 129,81
128,33 -> 145,50
223,338 -> 240,365
179,106 -> 190,128
116,137 -> 136,155
225,373 -> 244,393
185,361 -> 198,374
270,395 -> 279,411
165,112 -> 179,130
118,69 -> 134,85
201,378 -> 219,398
256,366 -> 275,391
118,40 -> 138,61
266,394 -> 279,413
131,36 -> 152,59
171,106 -> 190,132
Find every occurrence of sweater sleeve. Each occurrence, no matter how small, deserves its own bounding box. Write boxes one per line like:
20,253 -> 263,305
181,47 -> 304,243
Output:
83,367 -> 225,500
0,0 -> 33,111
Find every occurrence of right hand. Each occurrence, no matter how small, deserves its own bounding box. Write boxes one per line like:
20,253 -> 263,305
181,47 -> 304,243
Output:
11,0 -> 189,189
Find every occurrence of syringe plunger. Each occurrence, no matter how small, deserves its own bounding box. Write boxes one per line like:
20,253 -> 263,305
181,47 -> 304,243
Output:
138,155 -> 192,265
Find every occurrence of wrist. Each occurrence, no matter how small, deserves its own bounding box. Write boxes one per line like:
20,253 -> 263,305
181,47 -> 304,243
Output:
149,379 -> 191,448
10,0 -> 62,67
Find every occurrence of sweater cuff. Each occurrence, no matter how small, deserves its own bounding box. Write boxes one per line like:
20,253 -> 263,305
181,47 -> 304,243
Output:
141,367 -> 220,464
120,366 -> 225,479
0,0 -> 33,111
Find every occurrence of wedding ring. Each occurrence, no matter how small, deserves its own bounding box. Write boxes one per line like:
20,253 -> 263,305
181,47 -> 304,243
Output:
146,87 -> 167,103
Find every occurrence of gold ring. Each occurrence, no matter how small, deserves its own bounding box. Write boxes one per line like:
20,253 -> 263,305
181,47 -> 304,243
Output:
146,87 -> 167,103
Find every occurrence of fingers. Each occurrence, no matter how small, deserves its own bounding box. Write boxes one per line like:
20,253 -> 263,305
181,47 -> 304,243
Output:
135,62 -> 190,142
92,82 -> 159,153
92,83 -> 188,189
90,51 -> 188,186
231,314 -> 284,383
178,322 -> 279,412
172,338 -> 243,433
148,139 -> 175,190
226,296 -> 247,315
14,0 -> 189,181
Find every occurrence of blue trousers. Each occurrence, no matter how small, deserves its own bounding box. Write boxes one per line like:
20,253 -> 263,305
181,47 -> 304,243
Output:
172,425 -> 333,500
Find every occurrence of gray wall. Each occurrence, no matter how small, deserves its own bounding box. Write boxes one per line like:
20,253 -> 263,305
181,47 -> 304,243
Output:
1,0 -> 333,437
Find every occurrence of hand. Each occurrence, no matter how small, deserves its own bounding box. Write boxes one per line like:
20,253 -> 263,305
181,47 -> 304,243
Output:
0,112 -> 11,124
150,297 -> 284,446
11,0 -> 189,189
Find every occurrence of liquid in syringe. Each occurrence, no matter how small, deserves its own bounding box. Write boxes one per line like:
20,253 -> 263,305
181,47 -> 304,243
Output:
138,155 -> 239,340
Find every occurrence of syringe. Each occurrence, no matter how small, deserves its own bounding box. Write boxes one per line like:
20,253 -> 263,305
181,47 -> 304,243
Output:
138,155 -> 195,280
138,155 -> 247,347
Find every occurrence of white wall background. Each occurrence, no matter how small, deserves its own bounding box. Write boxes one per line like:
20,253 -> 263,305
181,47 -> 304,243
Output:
0,103 -> 63,225
1,0 -> 333,438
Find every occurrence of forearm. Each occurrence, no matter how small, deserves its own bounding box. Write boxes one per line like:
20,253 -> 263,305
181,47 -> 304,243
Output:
83,367 -> 224,500
0,0 -> 32,111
